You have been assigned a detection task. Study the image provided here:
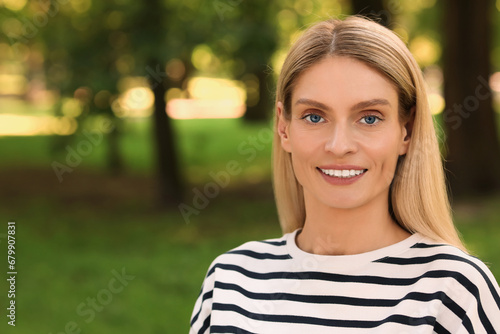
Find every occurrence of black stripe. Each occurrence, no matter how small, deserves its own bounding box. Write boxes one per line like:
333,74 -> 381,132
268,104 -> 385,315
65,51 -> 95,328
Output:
462,316 -> 475,334
258,239 -> 286,246
207,265 -> 216,278
190,290 -> 213,327
433,321 -> 452,334
190,311 -> 199,327
202,290 -> 213,303
375,253 -> 500,308
190,284 -> 205,326
215,282 -> 470,325
198,314 -> 210,334
214,263 -> 469,286
375,253 -> 498,333
213,302 -> 436,328
215,281 -> 442,306
213,264 -> 491,330
411,242 -> 448,249
227,249 -> 290,260
210,325 -> 257,334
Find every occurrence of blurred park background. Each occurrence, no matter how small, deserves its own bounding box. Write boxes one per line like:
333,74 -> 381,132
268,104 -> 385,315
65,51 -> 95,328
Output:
0,0 -> 500,333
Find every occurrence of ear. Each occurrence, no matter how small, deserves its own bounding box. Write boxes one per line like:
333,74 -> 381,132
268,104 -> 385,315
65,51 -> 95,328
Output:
277,102 -> 291,153
399,106 -> 415,156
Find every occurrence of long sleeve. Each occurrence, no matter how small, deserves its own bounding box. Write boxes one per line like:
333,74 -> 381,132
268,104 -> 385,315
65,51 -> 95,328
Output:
190,262 -> 217,334
434,253 -> 500,333
459,262 -> 500,333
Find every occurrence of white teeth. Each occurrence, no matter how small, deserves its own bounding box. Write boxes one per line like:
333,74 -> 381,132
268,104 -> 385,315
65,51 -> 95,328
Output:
320,168 -> 366,178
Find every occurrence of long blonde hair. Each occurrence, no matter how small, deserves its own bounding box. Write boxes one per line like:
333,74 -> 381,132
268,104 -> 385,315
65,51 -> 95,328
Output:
273,16 -> 466,251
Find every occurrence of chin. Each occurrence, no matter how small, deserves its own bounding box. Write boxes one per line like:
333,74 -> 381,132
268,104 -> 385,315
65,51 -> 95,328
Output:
321,193 -> 366,210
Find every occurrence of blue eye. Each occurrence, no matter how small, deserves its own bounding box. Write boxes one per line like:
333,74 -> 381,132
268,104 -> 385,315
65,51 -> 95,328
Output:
305,114 -> 324,123
361,115 -> 380,125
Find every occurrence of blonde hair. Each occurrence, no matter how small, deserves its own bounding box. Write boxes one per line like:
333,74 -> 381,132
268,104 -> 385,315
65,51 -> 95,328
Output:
273,16 -> 466,251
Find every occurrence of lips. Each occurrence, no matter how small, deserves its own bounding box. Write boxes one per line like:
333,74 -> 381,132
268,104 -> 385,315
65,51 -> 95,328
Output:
317,165 -> 368,184
317,165 -> 367,178
319,168 -> 367,178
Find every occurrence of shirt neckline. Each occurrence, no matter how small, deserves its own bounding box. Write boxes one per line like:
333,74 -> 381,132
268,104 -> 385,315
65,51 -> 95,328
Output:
286,229 -> 425,271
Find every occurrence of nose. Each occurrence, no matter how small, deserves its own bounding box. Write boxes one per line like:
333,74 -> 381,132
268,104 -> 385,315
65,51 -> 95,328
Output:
324,122 -> 357,157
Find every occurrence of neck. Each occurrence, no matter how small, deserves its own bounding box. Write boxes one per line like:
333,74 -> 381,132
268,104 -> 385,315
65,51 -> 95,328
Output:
296,189 -> 410,255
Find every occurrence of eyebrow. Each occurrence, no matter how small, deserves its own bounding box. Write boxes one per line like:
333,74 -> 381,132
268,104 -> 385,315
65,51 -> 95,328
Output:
294,98 -> 391,112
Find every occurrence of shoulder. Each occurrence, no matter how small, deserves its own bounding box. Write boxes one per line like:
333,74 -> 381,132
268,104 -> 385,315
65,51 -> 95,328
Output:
380,235 -> 497,283
378,235 -> 500,306
409,236 -> 497,284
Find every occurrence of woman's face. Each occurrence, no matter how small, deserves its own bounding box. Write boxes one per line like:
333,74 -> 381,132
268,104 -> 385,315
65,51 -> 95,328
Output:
277,56 -> 411,210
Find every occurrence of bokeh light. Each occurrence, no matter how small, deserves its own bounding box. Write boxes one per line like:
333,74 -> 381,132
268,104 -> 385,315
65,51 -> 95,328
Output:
167,77 -> 246,119
409,35 -> 441,67
0,114 -> 77,136
1,0 -> 27,11
490,72 -> 500,93
70,0 -> 92,14
165,58 -> 186,82
191,44 -> 220,73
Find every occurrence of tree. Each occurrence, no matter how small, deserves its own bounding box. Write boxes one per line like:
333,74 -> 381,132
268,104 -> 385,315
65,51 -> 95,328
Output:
127,0 -> 189,205
32,1 -> 124,174
233,2 -> 279,122
442,0 -> 500,198
205,0 -> 279,122
351,0 -> 388,27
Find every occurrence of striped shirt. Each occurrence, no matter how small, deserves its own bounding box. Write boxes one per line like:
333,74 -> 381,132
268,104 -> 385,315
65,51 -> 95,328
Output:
190,230 -> 500,333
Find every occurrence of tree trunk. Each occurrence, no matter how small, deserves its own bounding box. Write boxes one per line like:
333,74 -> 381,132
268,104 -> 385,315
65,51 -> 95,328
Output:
149,59 -> 184,205
243,67 -> 272,122
351,0 -> 388,27
106,116 -> 123,175
442,0 -> 500,198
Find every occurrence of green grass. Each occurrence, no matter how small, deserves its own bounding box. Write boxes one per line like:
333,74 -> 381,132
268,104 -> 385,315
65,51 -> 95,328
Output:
0,189 -> 499,334
0,116 -> 499,333
453,196 -> 500,271
0,189 -> 281,334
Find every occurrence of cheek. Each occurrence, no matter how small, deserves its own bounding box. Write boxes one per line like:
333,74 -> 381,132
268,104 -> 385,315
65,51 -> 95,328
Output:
287,127 -> 324,180
288,126 -> 325,159
363,131 -> 403,185
364,122 -> 404,156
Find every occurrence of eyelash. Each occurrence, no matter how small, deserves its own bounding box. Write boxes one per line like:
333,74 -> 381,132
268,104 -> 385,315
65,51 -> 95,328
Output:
359,113 -> 383,126
301,113 -> 384,126
301,113 -> 325,124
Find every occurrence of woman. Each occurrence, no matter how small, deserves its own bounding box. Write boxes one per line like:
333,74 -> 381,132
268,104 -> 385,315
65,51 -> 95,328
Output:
190,16 -> 500,333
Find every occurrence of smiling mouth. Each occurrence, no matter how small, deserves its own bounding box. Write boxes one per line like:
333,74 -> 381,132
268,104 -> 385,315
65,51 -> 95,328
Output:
318,167 -> 368,178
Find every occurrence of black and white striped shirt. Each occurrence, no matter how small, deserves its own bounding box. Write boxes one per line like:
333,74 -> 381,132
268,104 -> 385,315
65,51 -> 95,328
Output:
190,230 -> 500,333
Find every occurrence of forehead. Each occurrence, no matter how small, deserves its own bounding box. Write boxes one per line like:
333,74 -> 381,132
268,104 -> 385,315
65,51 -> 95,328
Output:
292,56 -> 398,109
